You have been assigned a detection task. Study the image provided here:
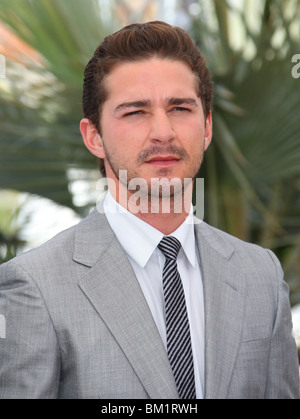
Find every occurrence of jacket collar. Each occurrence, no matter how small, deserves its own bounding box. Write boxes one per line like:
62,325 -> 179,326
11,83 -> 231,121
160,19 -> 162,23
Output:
74,207 -> 245,399
75,207 -> 179,398
195,220 -> 246,399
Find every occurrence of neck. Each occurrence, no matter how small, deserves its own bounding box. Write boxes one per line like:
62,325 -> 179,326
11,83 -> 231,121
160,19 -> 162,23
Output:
136,210 -> 189,235
108,178 -> 193,235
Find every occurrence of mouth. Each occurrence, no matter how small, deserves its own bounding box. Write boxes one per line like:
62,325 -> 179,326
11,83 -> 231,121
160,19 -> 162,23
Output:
145,155 -> 181,167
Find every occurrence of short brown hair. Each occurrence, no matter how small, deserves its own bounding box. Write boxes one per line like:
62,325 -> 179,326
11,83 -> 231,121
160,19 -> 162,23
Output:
82,21 -> 213,176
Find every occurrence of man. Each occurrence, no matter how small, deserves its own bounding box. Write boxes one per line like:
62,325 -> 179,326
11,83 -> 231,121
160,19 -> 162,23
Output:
0,21 -> 299,399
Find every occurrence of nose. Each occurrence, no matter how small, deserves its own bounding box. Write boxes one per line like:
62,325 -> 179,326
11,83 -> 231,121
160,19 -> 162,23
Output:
148,110 -> 175,143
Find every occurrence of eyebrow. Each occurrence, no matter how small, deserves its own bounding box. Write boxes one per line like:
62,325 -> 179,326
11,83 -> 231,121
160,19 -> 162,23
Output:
114,100 -> 151,114
114,97 -> 198,114
168,97 -> 199,107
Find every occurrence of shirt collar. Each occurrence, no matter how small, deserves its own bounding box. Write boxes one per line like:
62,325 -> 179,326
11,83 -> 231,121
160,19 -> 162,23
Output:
103,191 -> 197,268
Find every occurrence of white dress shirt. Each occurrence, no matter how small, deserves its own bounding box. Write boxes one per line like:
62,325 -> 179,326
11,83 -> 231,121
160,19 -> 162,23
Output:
103,191 -> 205,398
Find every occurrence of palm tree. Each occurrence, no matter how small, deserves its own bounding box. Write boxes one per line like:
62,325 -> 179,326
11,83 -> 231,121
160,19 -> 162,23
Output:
0,0 -> 111,210
189,0 -> 300,304
0,0 -> 299,306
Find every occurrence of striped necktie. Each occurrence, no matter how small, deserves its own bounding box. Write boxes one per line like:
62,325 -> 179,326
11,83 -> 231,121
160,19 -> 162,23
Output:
158,236 -> 196,399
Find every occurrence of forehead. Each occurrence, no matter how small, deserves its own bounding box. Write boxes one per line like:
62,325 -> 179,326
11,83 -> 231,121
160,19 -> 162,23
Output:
103,57 -> 199,101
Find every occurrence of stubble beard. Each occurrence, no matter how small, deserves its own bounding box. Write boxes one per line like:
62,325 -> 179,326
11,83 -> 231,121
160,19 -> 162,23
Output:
102,141 -> 204,200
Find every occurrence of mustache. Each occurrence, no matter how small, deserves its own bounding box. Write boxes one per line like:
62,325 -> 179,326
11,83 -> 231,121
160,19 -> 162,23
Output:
137,145 -> 189,164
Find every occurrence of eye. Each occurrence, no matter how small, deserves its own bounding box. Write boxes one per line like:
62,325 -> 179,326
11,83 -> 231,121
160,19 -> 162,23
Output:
123,110 -> 144,117
172,107 -> 191,112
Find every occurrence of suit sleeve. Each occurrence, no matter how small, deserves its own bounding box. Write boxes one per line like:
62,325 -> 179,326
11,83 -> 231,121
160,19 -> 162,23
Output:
0,260 -> 61,399
265,250 -> 300,399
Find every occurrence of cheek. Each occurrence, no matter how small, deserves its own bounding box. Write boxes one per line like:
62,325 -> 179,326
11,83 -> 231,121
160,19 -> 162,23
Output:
178,124 -> 205,149
105,131 -> 139,164
111,125 -> 146,152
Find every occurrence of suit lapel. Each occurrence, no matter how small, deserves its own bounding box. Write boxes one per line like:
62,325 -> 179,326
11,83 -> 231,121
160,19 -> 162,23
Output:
195,222 -> 246,399
73,209 -> 246,399
74,209 -> 178,399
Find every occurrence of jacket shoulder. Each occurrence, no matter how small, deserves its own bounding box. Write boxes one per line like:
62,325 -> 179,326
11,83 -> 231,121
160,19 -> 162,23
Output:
196,221 -> 281,273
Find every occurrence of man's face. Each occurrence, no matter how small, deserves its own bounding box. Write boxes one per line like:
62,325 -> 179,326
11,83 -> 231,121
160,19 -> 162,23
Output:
89,57 -> 212,194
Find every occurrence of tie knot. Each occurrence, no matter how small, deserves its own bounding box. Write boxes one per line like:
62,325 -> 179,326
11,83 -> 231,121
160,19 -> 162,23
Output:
158,236 -> 181,260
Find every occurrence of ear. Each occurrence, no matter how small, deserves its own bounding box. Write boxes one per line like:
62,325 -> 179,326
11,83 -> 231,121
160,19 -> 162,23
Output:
204,111 -> 213,151
80,118 -> 106,159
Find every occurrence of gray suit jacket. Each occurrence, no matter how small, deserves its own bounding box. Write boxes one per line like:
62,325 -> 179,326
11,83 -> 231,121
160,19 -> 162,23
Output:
0,208 -> 299,399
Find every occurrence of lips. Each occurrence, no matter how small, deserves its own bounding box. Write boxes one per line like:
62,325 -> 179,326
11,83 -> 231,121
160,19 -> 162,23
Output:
145,155 -> 180,166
